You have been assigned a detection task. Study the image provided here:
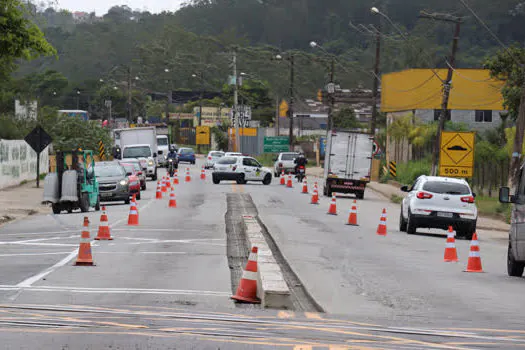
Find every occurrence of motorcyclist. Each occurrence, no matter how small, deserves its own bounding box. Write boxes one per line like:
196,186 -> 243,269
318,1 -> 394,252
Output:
294,153 -> 308,173
167,146 -> 178,174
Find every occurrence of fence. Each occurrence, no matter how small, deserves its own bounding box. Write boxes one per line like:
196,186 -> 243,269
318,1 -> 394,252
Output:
0,139 -> 49,189
471,158 -> 510,197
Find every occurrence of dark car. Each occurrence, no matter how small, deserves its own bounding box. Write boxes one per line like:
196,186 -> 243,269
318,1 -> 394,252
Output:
177,147 -> 196,164
94,161 -> 131,204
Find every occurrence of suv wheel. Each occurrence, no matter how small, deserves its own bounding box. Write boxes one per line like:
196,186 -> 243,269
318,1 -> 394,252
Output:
95,196 -> 101,211
406,209 -> 417,235
236,173 -> 247,185
508,243 -> 525,277
262,174 -> 271,185
399,208 -> 407,232
79,193 -> 90,213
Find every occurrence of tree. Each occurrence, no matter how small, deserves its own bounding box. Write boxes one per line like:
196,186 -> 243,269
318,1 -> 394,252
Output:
332,107 -> 360,129
0,0 -> 56,76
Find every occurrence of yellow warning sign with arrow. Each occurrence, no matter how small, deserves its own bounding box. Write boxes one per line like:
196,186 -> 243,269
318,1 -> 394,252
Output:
279,100 -> 289,117
439,131 -> 475,178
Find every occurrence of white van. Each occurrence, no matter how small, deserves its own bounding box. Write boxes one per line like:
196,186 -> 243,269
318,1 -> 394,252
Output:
156,135 -> 169,167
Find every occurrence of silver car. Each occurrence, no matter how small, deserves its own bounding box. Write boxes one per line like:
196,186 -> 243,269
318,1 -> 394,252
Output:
205,151 -> 225,169
95,162 -> 130,204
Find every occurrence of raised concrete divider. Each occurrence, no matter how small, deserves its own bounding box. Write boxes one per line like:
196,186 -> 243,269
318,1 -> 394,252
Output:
242,215 -> 292,309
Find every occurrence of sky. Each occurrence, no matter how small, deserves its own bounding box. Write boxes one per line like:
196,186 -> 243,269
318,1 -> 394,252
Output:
57,0 -> 185,15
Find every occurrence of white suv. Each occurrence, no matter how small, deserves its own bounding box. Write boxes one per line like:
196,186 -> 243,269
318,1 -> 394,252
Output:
400,176 -> 477,239
212,156 -> 272,185
273,152 -> 300,177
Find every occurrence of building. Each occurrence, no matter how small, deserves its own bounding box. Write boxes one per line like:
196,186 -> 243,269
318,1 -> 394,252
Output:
381,68 -> 506,132
193,106 -> 232,127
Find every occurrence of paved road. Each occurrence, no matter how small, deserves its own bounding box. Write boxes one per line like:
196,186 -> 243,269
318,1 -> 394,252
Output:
0,160 -> 524,349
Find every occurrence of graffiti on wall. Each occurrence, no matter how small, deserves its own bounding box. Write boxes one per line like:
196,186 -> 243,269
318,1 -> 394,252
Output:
0,139 -> 49,189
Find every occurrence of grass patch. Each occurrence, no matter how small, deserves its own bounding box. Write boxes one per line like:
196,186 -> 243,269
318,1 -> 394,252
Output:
476,196 -> 511,223
19,180 -> 28,185
390,194 -> 404,204
395,159 -> 431,185
256,153 -> 277,167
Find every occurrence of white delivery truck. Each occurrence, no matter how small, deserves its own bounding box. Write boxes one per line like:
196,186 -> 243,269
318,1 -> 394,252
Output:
115,127 -> 158,180
323,130 -> 374,199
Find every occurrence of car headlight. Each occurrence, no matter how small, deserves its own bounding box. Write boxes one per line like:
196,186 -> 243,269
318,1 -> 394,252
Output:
120,179 -> 129,186
148,160 -> 154,166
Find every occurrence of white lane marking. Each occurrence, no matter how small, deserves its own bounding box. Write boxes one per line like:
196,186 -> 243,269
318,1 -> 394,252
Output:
9,243 -> 78,247
125,240 -> 225,247
4,230 -> 77,236
0,252 -> 71,257
96,251 -> 188,255
0,236 -> 76,245
113,228 -> 220,233
0,285 -> 230,297
15,199 -> 155,288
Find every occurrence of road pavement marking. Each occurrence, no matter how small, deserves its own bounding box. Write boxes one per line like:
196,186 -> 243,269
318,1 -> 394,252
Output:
96,251 -> 188,255
304,312 -> 323,320
277,311 -> 295,319
4,230 -> 78,236
14,199 -> 155,288
0,285 -> 231,297
0,252 -> 71,257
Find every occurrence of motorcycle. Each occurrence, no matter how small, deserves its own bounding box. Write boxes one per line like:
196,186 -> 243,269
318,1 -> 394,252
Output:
295,165 -> 306,182
167,158 -> 177,177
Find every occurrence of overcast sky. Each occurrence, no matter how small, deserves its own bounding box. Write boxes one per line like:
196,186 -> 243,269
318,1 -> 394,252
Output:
57,0 -> 185,15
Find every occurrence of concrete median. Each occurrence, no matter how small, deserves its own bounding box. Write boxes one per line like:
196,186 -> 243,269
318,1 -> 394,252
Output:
242,215 -> 292,309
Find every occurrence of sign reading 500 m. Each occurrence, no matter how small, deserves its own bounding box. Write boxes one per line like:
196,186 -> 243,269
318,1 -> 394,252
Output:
439,131 -> 475,178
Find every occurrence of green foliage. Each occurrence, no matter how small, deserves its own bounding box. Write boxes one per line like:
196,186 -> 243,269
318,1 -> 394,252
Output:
390,194 -> 403,204
395,158 -> 432,185
210,125 -> 228,151
255,153 -> 276,167
332,107 -> 360,129
485,46 -> 525,120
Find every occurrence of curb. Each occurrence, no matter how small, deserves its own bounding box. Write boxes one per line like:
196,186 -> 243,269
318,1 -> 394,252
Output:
367,184 -> 509,234
242,215 -> 292,309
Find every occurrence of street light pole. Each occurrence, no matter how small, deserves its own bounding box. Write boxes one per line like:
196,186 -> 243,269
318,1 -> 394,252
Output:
233,49 -> 240,153
288,54 -> 295,151
127,65 -> 132,122
370,18 -> 381,136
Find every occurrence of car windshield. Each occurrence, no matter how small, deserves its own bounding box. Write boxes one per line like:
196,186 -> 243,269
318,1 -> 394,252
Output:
422,181 -> 470,195
157,137 -> 168,146
210,152 -> 224,157
95,165 -> 125,177
281,153 -> 298,161
121,164 -> 135,174
217,157 -> 237,165
123,146 -> 151,158
179,149 -> 193,154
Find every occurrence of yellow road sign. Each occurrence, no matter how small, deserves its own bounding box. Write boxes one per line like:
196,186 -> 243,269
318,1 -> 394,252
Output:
196,126 -> 210,145
439,131 -> 475,177
279,100 -> 289,117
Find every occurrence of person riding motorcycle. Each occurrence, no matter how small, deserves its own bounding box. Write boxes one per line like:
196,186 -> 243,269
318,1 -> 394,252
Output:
167,146 -> 178,175
294,153 -> 308,173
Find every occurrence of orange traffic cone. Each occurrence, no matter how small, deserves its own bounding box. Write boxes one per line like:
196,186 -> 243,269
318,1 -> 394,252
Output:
346,200 -> 358,226
286,174 -> 293,188
280,170 -> 285,185
465,233 -> 483,272
166,176 -> 172,189
169,188 -> 177,208
200,167 -> 206,180
95,206 -> 113,240
444,226 -> 459,262
155,181 -> 162,199
231,246 -> 261,304
161,177 -> 168,192
376,209 -> 387,236
173,169 -> 179,185
327,193 -> 337,215
311,183 -> 319,205
185,168 -> 191,182
75,217 -> 94,266
302,178 -> 309,194
127,200 -> 139,226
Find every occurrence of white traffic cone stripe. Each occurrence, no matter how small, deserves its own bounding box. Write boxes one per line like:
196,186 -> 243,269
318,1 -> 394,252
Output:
242,270 -> 258,281
130,210 -> 138,215
469,251 -> 480,257
80,237 -> 91,243
248,252 -> 258,261
470,241 -> 479,247
100,222 -> 109,227
445,243 -> 456,248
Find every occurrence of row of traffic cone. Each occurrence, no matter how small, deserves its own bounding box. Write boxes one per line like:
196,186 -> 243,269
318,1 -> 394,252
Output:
444,226 -> 483,272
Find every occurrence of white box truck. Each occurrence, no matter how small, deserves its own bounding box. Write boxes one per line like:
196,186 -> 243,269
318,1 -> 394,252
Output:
323,130 -> 374,199
114,127 -> 158,180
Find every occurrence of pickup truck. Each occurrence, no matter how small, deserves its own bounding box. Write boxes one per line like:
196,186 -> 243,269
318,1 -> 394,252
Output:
273,152 -> 300,177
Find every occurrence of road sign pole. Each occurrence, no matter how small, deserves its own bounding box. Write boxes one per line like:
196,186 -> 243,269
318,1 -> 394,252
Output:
36,152 -> 40,188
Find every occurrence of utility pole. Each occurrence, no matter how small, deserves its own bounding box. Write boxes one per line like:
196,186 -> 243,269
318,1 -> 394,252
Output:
275,95 -> 279,136
127,65 -> 132,122
288,54 -> 295,151
327,57 -> 335,132
510,77 -> 525,188
370,19 -> 381,137
233,49 -> 240,153
419,12 -> 463,176
197,72 -> 204,154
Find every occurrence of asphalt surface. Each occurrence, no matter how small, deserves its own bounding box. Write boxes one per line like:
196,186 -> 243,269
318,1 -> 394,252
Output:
0,160 -> 524,349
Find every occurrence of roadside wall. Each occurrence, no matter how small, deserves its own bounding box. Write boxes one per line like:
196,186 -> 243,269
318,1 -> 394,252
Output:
0,139 -> 49,190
